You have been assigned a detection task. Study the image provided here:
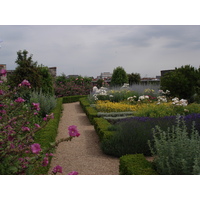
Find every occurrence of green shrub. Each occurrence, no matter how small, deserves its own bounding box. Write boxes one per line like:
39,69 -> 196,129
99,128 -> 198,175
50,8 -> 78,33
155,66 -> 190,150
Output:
161,65 -> 200,102
111,66 -> 128,87
93,118 -> 115,140
29,90 -> 57,117
85,106 -> 98,124
79,97 -> 91,112
33,98 -> 63,174
63,95 -> 87,103
149,115 -> 200,175
101,118 -> 154,157
119,154 -> 158,175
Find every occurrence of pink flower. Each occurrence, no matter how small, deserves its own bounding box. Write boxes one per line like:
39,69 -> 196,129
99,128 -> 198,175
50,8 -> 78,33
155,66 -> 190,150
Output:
43,117 -> 47,121
42,157 -> 49,167
34,124 -> 40,128
20,79 -> 31,87
52,165 -> 62,174
68,125 -> 80,137
68,171 -> 78,175
22,126 -> 30,132
0,69 -> 7,76
46,113 -> 54,119
0,110 -> 6,114
32,103 -> 40,111
15,97 -> 25,103
31,143 -> 42,154
0,90 -> 4,95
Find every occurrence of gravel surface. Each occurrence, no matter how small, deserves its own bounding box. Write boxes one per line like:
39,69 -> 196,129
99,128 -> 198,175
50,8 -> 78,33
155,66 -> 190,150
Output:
49,102 -> 119,175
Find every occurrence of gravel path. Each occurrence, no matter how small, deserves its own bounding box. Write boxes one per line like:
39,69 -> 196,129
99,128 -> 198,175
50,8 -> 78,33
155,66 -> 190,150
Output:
49,102 -> 119,175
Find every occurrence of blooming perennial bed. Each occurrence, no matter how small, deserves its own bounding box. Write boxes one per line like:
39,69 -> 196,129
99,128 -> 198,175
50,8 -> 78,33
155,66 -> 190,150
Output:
0,69 -> 80,175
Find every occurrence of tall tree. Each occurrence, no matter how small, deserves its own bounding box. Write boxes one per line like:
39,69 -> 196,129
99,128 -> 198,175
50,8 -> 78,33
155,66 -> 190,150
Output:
8,50 -> 42,90
161,65 -> 200,101
128,73 -> 141,85
111,66 -> 128,87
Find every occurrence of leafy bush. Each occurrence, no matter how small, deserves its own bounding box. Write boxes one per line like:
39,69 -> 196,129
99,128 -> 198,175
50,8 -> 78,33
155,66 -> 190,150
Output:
101,113 -> 200,158
54,75 -> 93,97
93,118 -> 115,141
63,95 -> 87,103
110,66 -> 128,86
8,50 -> 54,95
149,115 -> 200,175
161,65 -> 200,102
33,98 -> 63,174
119,154 -> 158,175
29,90 -> 57,117
85,107 -> 98,124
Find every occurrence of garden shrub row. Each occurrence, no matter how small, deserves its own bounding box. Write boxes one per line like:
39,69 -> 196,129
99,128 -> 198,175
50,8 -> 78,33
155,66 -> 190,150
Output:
79,97 -> 98,124
33,97 -> 63,174
119,154 -> 158,175
63,95 -> 87,103
93,118 -> 115,141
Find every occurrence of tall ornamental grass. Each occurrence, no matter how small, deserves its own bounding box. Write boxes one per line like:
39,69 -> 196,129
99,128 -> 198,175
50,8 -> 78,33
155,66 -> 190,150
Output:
149,115 -> 200,175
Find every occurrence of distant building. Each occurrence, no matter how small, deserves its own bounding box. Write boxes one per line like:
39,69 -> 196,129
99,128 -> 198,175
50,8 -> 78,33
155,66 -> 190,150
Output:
161,69 -> 175,77
140,77 -> 160,85
66,75 -> 79,79
100,72 -> 112,79
48,67 -> 57,78
92,72 -> 112,86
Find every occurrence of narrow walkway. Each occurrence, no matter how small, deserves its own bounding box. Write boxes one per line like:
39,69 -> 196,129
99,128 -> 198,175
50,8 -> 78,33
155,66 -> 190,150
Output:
49,102 -> 119,175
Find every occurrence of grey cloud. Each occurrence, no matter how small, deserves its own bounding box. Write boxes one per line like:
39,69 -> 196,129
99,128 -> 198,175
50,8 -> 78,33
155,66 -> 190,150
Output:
1,25 -> 200,78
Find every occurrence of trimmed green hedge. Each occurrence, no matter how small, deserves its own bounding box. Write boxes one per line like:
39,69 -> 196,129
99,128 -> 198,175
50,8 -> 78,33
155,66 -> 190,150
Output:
84,106 -> 98,124
79,97 -> 91,112
93,118 -> 115,141
33,97 -> 63,174
119,154 -> 158,175
63,95 -> 87,103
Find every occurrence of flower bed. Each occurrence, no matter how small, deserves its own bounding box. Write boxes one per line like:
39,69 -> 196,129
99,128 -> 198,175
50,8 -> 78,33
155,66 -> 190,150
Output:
84,86 -> 200,174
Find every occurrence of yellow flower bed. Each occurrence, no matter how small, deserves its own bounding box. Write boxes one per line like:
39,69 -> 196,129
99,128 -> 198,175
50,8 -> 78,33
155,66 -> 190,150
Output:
95,100 -> 143,112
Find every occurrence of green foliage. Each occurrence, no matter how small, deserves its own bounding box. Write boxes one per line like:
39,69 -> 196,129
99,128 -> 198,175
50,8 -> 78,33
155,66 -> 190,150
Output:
55,73 -> 68,85
29,90 -> 57,117
79,97 -> 91,112
93,118 -> 115,140
100,118 -> 153,157
149,115 -> 200,175
119,154 -> 158,175
63,95 -> 87,103
33,98 -> 63,175
8,50 -> 54,96
96,79 -> 104,88
85,107 -> 98,124
111,66 -> 128,86
8,50 -> 42,90
37,65 -> 54,95
128,73 -> 141,85
161,65 -> 200,101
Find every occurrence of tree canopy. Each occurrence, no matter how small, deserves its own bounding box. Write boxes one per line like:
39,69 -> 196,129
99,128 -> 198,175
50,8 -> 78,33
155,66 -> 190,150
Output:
161,65 -> 200,102
111,66 -> 128,87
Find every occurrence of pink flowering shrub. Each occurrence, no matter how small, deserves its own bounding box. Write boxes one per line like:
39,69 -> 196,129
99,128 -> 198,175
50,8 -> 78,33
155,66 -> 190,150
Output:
54,76 -> 93,97
0,77 -> 80,175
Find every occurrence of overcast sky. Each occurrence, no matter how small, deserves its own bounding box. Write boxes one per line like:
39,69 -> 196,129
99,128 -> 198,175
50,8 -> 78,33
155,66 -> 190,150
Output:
1,25 -> 200,78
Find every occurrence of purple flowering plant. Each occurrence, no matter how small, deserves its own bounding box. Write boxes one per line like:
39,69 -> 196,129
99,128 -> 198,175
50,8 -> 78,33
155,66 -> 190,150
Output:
0,75 -> 80,175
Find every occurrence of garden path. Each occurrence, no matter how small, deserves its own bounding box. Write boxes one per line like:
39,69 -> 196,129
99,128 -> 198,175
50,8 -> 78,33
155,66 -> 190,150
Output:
48,102 -> 119,175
